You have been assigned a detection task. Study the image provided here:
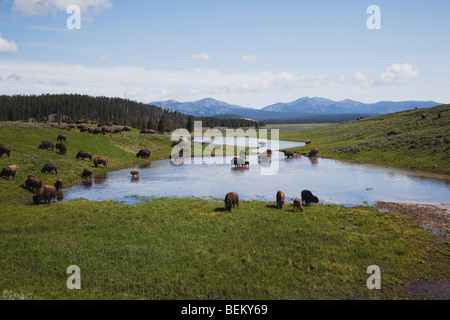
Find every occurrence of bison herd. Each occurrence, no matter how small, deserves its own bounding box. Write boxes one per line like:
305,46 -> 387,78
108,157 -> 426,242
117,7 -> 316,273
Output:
226,189 -> 319,212
1,124 -> 153,205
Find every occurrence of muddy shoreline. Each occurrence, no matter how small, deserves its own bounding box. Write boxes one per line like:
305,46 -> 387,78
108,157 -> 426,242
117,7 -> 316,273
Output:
375,201 -> 450,234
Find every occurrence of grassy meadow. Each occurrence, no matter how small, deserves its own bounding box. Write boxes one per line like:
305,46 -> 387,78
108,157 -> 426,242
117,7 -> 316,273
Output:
0,111 -> 449,300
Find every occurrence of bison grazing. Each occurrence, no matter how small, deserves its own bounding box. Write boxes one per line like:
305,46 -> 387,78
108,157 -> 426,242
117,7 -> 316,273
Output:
293,199 -> 304,212
76,151 -> 93,160
56,143 -> 66,155
94,157 -> 108,167
39,140 -> 55,151
136,149 -> 151,159
388,129 -> 400,136
1,166 -> 16,180
81,168 -> 92,179
140,128 -> 156,135
33,186 -> 59,205
276,190 -> 285,209
225,192 -> 239,212
307,148 -> 319,157
57,135 -> 66,142
305,140 -> 311,145
123,127 -> 131,132
93,128 -> 102,135
422,113 -> 427,120
25,175 -> 42,192
0,144 -> 10,158
301,190 -> 319,205
55,178 -> 63,191
42,164 -> 58,175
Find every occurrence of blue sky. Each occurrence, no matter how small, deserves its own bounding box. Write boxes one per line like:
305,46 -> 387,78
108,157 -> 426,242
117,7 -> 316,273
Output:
0,0 -> 449,108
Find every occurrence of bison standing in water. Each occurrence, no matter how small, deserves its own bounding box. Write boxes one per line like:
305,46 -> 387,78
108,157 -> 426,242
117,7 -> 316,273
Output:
293,198 -> 304,212
283,150 -> 295,158
76,151 -> 92,160
42,164 -> 58,175
301,190 -> 319,205
225,192 -> 239,212
1,166 -> 16,180
81,168 -> 92,179
136,149 -> 151,159
308,148 -> 319,157
0,144 -> 11,158
276,190 -> 285,209
33,186 -> 59,205
94,157 -> 108,167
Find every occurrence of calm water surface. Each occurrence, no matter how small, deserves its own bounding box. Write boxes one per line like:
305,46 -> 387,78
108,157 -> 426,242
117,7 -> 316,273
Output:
64,149 -> 450,209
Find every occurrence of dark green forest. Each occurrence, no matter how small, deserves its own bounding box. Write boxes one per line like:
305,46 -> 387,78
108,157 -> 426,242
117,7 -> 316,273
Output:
0,94 -> 259,131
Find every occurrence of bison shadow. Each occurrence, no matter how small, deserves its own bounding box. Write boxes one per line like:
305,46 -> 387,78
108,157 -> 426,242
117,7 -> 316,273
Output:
213,207 -> 229,212
265,204 -> 279,209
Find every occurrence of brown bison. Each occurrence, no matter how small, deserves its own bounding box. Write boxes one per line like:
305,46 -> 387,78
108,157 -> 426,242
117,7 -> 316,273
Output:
301,190 -> 319,205
130,171 -> 140,177
422,113 -> 427,120
308,148 -> 319,157
136,149 -> 151,159
283,150 -> 295,158
305,140 -> 311,145
76,151 -> 92,160
123,127 -> 131,132
225,192 -> 239,212
0,144 -> 10,158
55,178 -> 63,191
1,166 -> 16,180
81,168 -> 92,179
25,175 -> 42,192
57,135 -> 66,142
94,157 -> 108,167
293,198 -> 304,212
93,128 -> 102,135
113,128 -> 123,134
141,128 -> 156,135
56,143 -> 66,155
42,164 -> 58,175
33,186 -> 59,205
39,140 -> 55,151
102,127 -> 112,134
388,129 -> 400,136
276,190 -> 285,209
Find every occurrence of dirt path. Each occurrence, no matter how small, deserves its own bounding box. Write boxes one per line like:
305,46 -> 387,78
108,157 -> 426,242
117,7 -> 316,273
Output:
375,201 -> 450,234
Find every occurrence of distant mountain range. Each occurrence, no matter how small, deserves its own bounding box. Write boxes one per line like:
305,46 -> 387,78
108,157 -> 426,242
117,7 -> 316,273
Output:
149,97 -> 441,121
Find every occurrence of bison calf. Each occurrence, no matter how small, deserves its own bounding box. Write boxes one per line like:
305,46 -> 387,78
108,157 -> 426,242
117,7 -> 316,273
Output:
225,192 -> 239,212
293,198 -> 304,212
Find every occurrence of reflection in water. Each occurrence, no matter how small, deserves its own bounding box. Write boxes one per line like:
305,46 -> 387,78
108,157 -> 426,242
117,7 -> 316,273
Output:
64,154 -> 450,208
94,173 -> 108,185
131,177 -> 140,183
138,162 -> 152,169
81,180 -> 93,188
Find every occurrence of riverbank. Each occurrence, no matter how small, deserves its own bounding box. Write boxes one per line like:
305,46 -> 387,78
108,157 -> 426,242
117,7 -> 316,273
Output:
0,198 -> 448,300
276,104 -> 450,175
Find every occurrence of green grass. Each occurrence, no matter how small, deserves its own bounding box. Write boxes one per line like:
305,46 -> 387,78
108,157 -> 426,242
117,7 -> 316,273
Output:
0,198 -> 448,300
277,105 -> 450,174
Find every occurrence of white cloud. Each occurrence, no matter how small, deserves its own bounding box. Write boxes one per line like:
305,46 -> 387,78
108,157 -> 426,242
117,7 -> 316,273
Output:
371,63 -> 418,86
241,54 -> 259,63
12,0 -> 112,17
339,63 -> 418,88
0,34 -> 18,53
191,53 -> 215,61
